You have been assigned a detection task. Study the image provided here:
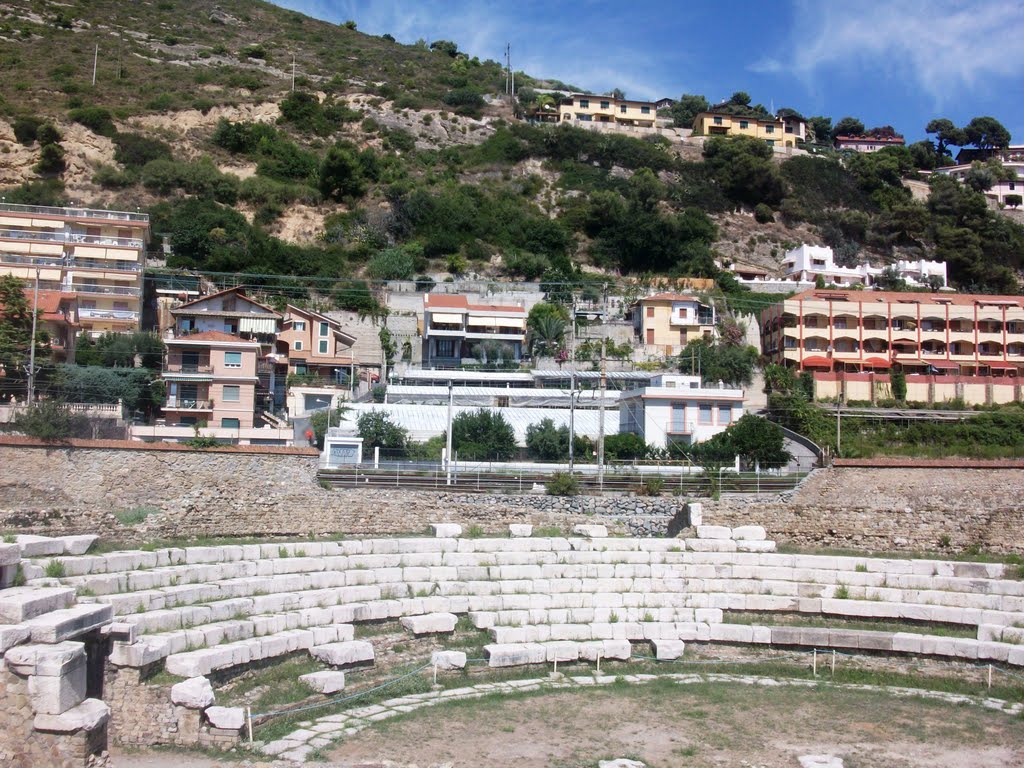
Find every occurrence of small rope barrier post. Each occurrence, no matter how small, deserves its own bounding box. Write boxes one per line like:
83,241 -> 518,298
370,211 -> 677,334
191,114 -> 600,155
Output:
831,650 -> 836,678
246,706 -> 253,742
812,648 -> 817,677
988,664 -> 992,690
596,652 -> 601,675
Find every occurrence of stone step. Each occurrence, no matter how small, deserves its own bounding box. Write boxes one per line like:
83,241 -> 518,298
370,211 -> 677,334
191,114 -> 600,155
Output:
23,604 -> 113,643
0,586 -> 76,623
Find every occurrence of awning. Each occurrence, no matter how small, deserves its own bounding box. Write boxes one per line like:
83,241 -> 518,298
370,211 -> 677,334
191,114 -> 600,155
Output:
862,357 -> 891,368
238,316 -> 278,334
801,356 -> 833,368
986,362 -> 1019,370
431,312 -> 463,324
927,360 -> 959,370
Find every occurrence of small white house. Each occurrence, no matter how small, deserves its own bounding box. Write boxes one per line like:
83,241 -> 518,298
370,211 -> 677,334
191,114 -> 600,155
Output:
782,245 -> 947,289
618,374 -> 745,450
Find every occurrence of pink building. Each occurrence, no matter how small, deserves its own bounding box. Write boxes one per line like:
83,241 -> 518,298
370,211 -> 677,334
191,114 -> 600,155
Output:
161,331 -> 260,430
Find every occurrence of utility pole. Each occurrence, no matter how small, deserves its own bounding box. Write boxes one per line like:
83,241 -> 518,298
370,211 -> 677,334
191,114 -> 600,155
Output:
26,269 -> 40,405
445,380 -> 454,485
568,297 -> 577,471
92,44 -> 98,86
597,284 -> 608,485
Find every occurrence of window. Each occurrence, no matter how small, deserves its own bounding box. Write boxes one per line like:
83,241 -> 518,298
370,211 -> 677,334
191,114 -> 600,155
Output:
739,120 -> 749,129
766,139 -> 775,146
319,321 -> 329,337
436,339 -> 456,358
600,100 -> 610,110
640,106 -> 650,114
785,125 -> 794,133
578,114 -> 592,121
646,306 -> 655,317
293,321 -> 306,331
318,340 -> 329,354
713,116 -> 723,125
765,125 -> 774,134
222,385 -> 240,402
294,340 -> 303,351
699,404 -> 713,424
718,405 -> 733,425
221,418 -> 240,429
224,351 -> 242,368
620,104 -> 627,113
579,99 -> 590,108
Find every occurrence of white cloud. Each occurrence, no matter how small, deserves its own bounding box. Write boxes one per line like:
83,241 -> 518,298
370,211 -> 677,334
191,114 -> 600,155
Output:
752,0 -> 1024,104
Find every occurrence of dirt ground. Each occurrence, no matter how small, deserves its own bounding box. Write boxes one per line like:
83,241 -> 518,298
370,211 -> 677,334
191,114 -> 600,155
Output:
321,682 -> 1022,768
114,679 -> 1024,768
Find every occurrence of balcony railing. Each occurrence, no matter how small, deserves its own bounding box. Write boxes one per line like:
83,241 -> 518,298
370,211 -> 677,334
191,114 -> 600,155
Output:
164,398 -> 213,410
0,228 -> 143,249
165,363 -> 213,373
78,308 -> 139,321
0,253 -> 64,268
70,258 -> 142,272
0,202 -> 149,223
66,283 -> 141,297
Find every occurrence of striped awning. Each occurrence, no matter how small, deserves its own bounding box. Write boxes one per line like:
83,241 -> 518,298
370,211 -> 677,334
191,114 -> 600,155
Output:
238,316 -> 278,334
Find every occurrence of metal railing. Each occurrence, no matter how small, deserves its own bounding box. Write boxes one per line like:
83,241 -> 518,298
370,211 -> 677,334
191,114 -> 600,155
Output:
0,253 -> 64,267
66,283 -> 141,296
0,202 -> 149,222
0,228 -> 143,248
70,258 -> 142,272
165,362 -> 213,374
164,399 -> 213,410
77,308 -> 138,321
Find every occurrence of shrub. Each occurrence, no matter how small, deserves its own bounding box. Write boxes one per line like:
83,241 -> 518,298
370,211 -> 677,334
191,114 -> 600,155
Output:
34,143 -> 66,175
638,477 -> 665,496
12,116 -> 43,145
115,507 -> 155,526
546,472 -> 580,497
503,252 -> 549,280
366,247 -> 417,281
35,123 -> 62,146
69,106 -> 116,136
754,203 -> 775,223
1005,194 -> 1022,209
44,560 -> 66,578
113,132 -> 172,168
414,274 -> 436,292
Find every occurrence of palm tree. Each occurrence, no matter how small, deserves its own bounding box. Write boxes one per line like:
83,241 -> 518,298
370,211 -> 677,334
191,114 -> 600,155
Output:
529,314 -> 566,359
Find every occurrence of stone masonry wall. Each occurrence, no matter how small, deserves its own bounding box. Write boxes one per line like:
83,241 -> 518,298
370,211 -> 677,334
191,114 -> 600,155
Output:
0,667 -> 109,768
1,444 -> 1023,552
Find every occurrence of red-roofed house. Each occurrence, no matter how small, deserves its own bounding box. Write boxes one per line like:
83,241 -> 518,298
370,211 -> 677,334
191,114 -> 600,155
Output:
628,293 -> 716,356
0,289 -> 79,363
422,294 -> 527,366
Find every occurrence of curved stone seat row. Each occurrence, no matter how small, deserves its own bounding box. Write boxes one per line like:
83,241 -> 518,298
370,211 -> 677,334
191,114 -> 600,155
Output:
16,536 -> 1024,677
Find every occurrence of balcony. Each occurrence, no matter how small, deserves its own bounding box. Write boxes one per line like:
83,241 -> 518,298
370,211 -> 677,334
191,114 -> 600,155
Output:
164,398 -> 213,411
78,307 -> 139,322
70,258 -> 142,272
0,202 -> 148,223
166,362 -> 213,374
0,228 -> 143,249
0,253 -> 64,268
67,283 -> 141,297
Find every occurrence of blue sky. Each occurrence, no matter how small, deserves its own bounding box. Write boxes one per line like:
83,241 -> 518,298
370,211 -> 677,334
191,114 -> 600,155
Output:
274,0 -> 1024,144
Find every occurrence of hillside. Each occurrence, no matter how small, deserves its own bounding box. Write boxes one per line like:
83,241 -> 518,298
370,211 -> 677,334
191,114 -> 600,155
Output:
1,0 -> 1022,304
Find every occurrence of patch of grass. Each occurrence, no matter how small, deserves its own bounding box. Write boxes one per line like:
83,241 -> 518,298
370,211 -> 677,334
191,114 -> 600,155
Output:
218,654 -> 324,711
722,611 -> 977,639
464,524 -> 485,539
532,526 -> 565,538
44,559 -> 66,578
834,584 -> 850,599
114,507 -> 157,526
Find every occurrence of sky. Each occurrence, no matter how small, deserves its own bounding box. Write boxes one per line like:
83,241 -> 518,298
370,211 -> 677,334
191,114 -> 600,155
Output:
273,0 -> 1024,144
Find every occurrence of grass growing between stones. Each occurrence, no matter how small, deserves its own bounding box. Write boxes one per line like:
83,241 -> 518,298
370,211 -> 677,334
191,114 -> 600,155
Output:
776,543 -> 1024,572
722,610 -> 979,638
217,654 -> 325,712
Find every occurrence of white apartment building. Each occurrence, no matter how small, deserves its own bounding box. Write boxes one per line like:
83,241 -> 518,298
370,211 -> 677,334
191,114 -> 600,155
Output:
618,374 -> 745,450
782,245 -> 947,289
934,145 -> 1024,206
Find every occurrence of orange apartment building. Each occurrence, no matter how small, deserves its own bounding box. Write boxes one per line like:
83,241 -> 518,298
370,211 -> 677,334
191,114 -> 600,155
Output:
761,288 -> 1024,405
0,202 -> 148,336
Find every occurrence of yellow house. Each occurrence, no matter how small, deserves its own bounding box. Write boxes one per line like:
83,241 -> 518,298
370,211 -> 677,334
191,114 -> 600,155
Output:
629,293 -> 716,356
559,93 -> 657,130
692,111 -> 788,146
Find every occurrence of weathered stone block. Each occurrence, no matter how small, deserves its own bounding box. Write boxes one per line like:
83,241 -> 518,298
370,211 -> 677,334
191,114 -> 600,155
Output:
171,676 -> 215,709
696,525 -> 731,540
0,586 -> 76,623
25,603 -> 113,643
15,535 -> 64,557
310,640 -> 375,667
206,705 -> 245,730
0,623 -> 31,653
509,524 -> 533,538
431,650 -> 467,670
399,612 -> 458,635
0,542 -> 20,566
34,698 -> 109,733
28,658 -> 86,715
572,524 -> 608,538
484,642 -> 547,667
56,536 -> 98,556
430,523 -> 462,538
300,670 -> 346,694
543,641 -> 579,662
652,638 -> 685,660
737,541 -> 776,553
730,525 -> 767,541
5,641 -> 84,676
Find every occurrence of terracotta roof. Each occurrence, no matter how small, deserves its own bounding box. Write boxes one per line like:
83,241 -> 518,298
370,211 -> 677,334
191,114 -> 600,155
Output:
636,293 -> 706,303
424,294 -> 525,314
790,288 -> 1024,308
833,134 -> 905,144
0,290 -> 76,323
175,286 -> 280,316
167,331 -> 258,344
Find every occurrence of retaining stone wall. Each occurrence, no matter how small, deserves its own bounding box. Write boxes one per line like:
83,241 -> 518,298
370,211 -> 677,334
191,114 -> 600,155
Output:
1,445 -> 1023,552
0,668 -> 109,768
